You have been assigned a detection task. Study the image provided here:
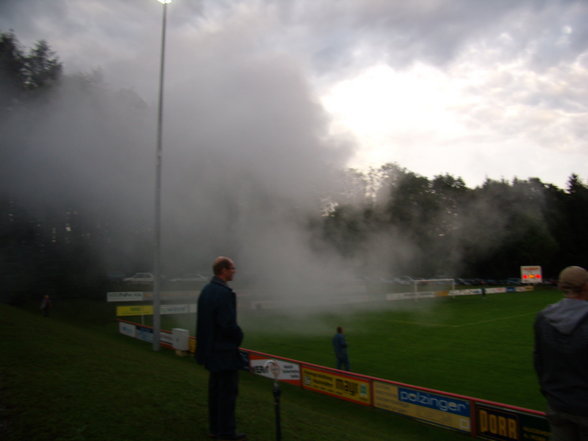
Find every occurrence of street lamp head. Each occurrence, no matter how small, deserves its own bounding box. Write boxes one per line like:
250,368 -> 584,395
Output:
158,0 -> 172,4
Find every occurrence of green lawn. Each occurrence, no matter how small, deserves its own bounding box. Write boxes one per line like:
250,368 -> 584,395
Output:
1,302 -> 472,441
159,288 -> 557,411
158,288 -> 556,410
236,290 -> 559,411
1,288 -> 557,440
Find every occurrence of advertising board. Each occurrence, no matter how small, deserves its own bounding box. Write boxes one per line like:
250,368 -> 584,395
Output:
160,330 -> 173,346
115,318 -> 548,441
118,321 -> 136,337
107,292 -> 144,302
476,404 -> 549,441
386,292 -> 436,301
520,266 -> 542,284
249,353 -> 301,386
160,304 -> 196,315
116,305 -> 153,317
373,381 -> 471,433
485,287 -> 507,294
301,366 -> 371,405
116,304 -> 196,317
137,325 -> 153,343
450,289 -> 483,296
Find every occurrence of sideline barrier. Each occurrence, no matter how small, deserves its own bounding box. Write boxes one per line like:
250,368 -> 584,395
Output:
117,319 -> 550,441
109,286 -> 535,312
386,285 -> 534,302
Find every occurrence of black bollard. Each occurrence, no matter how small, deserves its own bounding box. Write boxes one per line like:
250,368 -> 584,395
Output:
265,359 -> 282,441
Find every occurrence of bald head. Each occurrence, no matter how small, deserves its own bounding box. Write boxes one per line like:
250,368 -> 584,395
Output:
213,256 -> 236,282
559,266 -> 588,299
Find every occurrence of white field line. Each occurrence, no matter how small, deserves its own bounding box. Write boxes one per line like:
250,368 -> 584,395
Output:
385,312 -> 536,328
451,311 -> 537,328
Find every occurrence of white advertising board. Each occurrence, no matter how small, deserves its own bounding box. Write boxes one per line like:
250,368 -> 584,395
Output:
118,321 -> 136,337
249,355 -> 301,385
160,304 -> 196,315
521,266 -> 543,284
107,292 -> 144,302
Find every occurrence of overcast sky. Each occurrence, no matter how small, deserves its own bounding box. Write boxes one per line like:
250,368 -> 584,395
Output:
1,0 -> 587,189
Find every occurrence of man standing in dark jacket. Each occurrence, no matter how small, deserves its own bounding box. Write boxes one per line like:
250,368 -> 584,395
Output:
196,257 -> 246,441
332,326 -> 350,371
534,265 -> 588,441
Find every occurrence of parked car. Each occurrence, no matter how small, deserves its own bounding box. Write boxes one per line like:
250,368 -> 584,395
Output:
107,271 -> 126,282
456,278 -> 471,286
170,273 -> 208,283
394,276 -> 413,286
123,272 -> 154,284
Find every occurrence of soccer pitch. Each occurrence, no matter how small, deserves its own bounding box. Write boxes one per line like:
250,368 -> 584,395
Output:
235,288 -> 561,412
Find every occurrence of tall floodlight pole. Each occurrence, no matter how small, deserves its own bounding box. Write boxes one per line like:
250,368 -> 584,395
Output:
153,0 -> 171,351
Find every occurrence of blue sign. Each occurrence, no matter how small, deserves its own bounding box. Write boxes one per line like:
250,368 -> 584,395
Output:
137,326 -> 153,343
398,388 -> 470,417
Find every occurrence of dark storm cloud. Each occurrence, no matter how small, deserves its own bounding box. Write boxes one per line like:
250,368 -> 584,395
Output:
272,0 -> 588,74
3,1 -> 587,86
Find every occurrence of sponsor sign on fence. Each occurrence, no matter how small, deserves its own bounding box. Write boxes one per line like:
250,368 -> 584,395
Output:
485,287 -> 507,294
117,305 -> 153,317
249,353 -> 301,386
373,381 -> 471,433
475,403 -> 549,441
107,292 -> 144,302
116,304 -> 196,317
450,289 -> 483,296
301,366 -> 371,406
108,291 -> 199,302
117,318 -> 548,440
118,321 -> 136,337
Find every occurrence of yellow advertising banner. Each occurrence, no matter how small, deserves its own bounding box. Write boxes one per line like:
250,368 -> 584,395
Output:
115,304 -> 196,317
301,367 -> 371,406
116,305 -> 153,317
373,381 -> 471,433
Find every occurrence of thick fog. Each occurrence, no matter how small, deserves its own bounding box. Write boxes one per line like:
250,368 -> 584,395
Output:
0,31 -> 367,302
3,0 -> 586,307
160,48 -> 355,295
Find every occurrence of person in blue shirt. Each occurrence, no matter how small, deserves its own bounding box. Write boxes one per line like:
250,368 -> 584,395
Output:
332,326 -> 350,371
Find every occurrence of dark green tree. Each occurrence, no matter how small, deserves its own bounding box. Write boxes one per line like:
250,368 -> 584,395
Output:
0,31 -> 62,112
564,174 -> 588,267
0,31 -> 26,108
23,39 -> 62,90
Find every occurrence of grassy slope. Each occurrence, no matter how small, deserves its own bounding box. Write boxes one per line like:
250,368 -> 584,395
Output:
0,303 -> 470,441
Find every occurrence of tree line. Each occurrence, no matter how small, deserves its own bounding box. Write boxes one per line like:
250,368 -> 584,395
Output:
319,165 -> 588,281
1,32 -> 587,303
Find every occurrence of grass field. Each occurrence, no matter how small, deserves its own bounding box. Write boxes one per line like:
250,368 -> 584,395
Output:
1,288 -> 559,440
1,302 -> 474,441
163,287 -> 560,411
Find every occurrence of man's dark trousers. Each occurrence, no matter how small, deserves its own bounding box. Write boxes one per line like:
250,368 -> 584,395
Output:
208,370 -> 239,437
